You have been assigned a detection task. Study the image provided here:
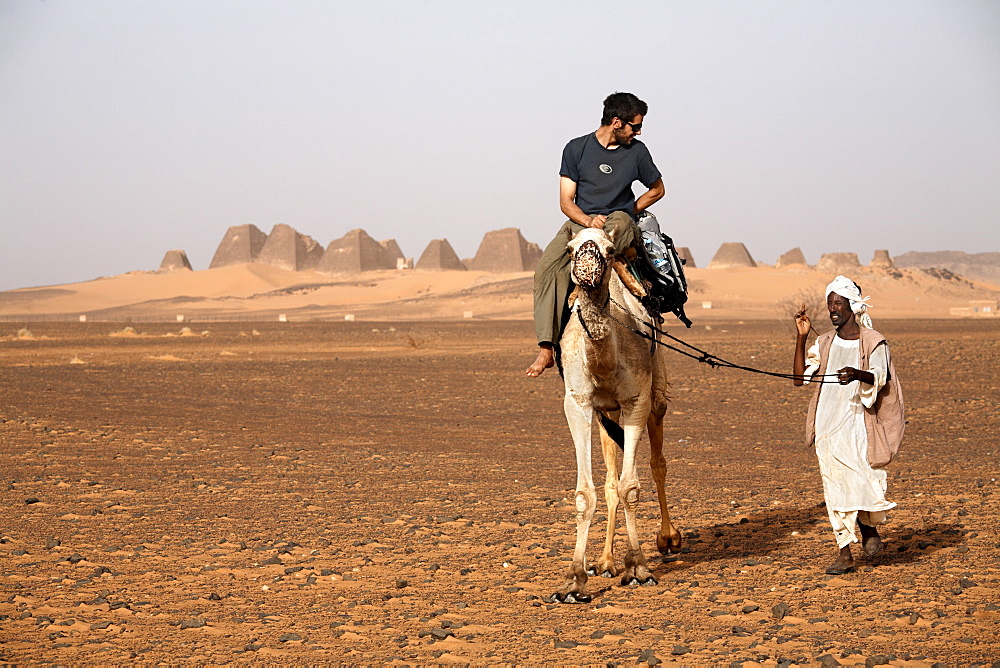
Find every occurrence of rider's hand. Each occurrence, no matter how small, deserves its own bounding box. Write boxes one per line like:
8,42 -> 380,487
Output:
588,215 -> 607,230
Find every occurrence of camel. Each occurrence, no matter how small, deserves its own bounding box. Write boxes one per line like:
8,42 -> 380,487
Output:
550,226 -> 682,604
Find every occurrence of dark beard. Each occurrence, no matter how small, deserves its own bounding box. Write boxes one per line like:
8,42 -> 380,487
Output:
612,127 -> 631,146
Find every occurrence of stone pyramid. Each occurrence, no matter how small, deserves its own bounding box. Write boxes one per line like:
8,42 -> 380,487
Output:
317,228 -> 387,274
466,227 -> 543,272
708,242 -> 756,268
676,247 -> 696,268
379,239 -> 407,269
416,239 -> 467,271
870,249 -> 894,269
159,249 -> 192,272
256,224 -> 324,271
817,252 -> 861,273
776,247 -> 808,268
209,224 -> 267,268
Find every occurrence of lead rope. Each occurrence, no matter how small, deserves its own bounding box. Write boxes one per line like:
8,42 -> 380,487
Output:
605,294 -> 843,384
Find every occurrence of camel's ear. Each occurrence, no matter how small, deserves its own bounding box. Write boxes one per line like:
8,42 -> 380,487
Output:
606,227 -> 616,243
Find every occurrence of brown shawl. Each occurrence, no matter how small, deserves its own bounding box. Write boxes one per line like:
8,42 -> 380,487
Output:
805,326 -> 905,468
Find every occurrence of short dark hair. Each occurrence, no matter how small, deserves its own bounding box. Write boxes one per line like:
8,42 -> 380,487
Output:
601,92 -> 648,126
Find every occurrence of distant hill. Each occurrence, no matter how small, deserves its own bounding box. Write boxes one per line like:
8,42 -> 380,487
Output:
894,251 -> 1000,287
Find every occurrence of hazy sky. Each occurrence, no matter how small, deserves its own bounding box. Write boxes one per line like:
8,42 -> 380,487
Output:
2,0 -> 998,291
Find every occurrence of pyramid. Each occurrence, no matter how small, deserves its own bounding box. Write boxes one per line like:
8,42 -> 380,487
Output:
466,227 -> 542,272
379,239 -> 406,269
776,247 -> 808,268
817,252 -> 861,273
416,239 -> 467,271
870,249 -> 894,269
316,228 -> 386,274
159,249 -> 192,272
708,242 -> 756,268
255,224 -> 324,271
676,247 -> 696,269
209,224 -> 267,269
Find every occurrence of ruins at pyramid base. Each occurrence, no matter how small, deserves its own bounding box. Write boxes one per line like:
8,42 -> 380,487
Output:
379,239 -> 407,270
708,242 -> 756,268
776,247 -> 808,268
159,249 -> 192,272
416,239 -> 467,271
466,228 -> 542,272
209,224 -> 268,269
256,223 -> 324,272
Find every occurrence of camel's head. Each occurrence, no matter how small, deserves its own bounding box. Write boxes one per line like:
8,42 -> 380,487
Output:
568,227 -> 615,289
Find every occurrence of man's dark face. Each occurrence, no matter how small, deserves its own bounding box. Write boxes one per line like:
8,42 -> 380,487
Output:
827,292 -> 855,328
612,114 -> 643,146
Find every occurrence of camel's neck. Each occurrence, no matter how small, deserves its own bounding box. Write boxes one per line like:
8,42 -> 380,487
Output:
576,281 -> 613,342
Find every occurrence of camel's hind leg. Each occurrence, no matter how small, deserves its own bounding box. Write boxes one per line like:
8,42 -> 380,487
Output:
648,412 -> 682,555
591,412 -> 621,578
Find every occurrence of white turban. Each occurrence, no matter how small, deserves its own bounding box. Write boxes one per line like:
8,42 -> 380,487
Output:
825,275 -> 874,329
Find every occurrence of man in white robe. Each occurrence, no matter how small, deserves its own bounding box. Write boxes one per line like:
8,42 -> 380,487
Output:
792,276 -> 904,575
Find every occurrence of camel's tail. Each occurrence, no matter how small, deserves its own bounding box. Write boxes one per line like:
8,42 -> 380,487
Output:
596,411 -> 625,451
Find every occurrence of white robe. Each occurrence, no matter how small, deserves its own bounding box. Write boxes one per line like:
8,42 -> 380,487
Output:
806,336 -> 897,548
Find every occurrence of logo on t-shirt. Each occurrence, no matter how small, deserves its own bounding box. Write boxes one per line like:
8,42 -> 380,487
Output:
599,164 -> 612,174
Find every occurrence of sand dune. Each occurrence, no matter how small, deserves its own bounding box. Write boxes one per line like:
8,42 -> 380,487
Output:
1,262 -> 997,322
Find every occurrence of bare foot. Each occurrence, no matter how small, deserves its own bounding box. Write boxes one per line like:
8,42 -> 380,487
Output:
526,345 -> 554,377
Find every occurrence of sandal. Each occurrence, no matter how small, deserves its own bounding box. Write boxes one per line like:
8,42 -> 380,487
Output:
825,562 -> 856,575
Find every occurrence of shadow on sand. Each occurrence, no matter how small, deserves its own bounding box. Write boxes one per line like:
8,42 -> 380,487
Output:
646,506 -> 967,574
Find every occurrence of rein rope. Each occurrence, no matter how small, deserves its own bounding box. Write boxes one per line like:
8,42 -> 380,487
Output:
601,294 -> 843,384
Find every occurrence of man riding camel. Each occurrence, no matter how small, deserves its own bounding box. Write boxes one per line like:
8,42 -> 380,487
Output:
526,92 -> 665,377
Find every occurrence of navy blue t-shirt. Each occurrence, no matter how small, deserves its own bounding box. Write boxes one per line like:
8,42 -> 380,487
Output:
559,133 -> 662,217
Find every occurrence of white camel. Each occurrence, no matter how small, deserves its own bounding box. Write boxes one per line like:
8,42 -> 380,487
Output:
551,226 -> 682,604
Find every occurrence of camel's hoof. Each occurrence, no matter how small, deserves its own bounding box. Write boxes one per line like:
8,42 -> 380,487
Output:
656,536 -> 683,556
587,565 -> 616,578
549,591 -> 591,604
621,574 -> 657,587
641,576 -> 658,587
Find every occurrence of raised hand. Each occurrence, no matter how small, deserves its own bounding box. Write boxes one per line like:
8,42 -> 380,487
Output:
794,304 -> 811,337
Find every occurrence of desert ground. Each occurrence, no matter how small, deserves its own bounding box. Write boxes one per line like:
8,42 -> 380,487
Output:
1,317 -> 998,665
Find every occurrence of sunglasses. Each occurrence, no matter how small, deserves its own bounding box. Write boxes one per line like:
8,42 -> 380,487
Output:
623,120 -> 642,132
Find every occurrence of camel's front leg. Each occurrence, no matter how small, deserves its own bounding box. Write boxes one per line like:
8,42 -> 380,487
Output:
592,412 -> 621,578
551,393 -> 596,604
618,410 -> 657,588
648,412 -> 682,555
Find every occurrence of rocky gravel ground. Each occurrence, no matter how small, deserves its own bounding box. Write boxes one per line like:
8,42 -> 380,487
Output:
0,319 -> 997,665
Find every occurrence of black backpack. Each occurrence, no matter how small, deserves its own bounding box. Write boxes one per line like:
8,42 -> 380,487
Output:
636,211 -> 692,327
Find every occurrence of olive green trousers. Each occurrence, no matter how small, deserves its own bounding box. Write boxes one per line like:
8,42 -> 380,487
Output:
532,211 -> 638,345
